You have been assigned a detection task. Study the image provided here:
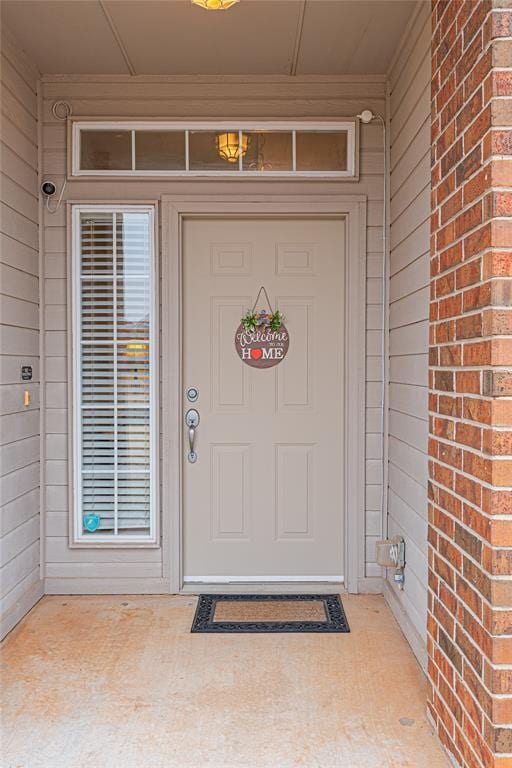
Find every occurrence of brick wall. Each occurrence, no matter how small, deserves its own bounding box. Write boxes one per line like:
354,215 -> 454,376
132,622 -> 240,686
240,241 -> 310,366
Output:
429,1 -> 512,766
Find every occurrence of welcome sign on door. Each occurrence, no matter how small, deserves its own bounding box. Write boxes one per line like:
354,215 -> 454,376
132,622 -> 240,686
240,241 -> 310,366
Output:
235,322 -> 290,368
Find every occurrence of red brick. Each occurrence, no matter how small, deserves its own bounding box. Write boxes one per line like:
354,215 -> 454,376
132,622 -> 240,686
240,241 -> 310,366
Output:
463,105 -> 491,154
456,422 -> 482,450
492,219 -> 512,247
455,473 -> 482,506
455,258 -> 481,289
434,646 -> 455,687
464,48 -> 492,101
435,370 -> 455,392
434,595 -> 456,636
436,319 -> 455,343
437,221 -> 456,251
485,548 -> 512,577
463,397 -> 491,425
455,522 -> 482,562
463,2 -> 488,50
437,120 -> 456,162
439,441 -> 463,469
483,251 -> 512,278
457,31 -> 483,87
463,505 -> 491,544
492,401 -> 512,428
433,460 -> 455,488
487,9 -> 512,39
491,160 -> 512,188
463,164 -> 491,205
441,138 -> 463,177
431,0 -> 512,753
439,627 -> 463,674
433,415 -> 455,440
437,71 -> 456,114
435,552 -> 456,589
456,370 -> 481,394
456,313 -> 482,339
439,294 -> 462,319
456,574 -> 483,618
483,309 -> 512,336
491,279 -> 512,307
436,271 -> 455,297
488,609 -> 512,637
440,344 -> 461,366
463,281 -> 491,312
440,242 -> 463,272
442,85 -> 464,131
492,339 -> 512,366
483,430 -> 512,456
437,171 -> 457,206
483,370 -> 512,397
441,189 -> 462,224
456,144 -> 482,186
463,340 -> 491,366
464,449 -> 492,483
455,678 -> 482,731
455,201 -> 483,238
491,69 -> 512,97
462,556 -> 492,602
432,502 -> 457,536
492,130 -> 512,155
463,222 -> 491,258
439,394 -> 462,417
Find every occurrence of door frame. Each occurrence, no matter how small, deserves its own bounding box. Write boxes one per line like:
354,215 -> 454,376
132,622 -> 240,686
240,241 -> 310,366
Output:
161,194 -> 367,594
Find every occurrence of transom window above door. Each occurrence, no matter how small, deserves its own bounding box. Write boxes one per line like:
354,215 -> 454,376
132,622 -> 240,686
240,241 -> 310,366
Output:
71,121 -> 357,178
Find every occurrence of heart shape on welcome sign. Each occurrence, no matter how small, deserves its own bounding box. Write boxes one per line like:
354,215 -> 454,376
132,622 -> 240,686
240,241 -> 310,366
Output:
251,348 -> 262,360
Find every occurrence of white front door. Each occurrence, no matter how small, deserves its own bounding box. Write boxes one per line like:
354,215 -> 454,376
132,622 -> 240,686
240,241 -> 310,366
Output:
182,216 -> 345,582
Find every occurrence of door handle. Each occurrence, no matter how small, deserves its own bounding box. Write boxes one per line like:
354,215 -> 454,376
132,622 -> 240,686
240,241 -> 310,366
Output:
188,425 -> 196,454
185,409 -> 200,463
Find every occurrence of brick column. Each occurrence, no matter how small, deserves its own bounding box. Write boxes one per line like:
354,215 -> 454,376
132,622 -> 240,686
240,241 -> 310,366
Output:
429,1 -> 512,766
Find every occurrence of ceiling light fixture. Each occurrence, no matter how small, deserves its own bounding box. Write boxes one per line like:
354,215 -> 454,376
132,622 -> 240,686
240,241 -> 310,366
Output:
216,132 -> 249,163
191,0 -> 239,9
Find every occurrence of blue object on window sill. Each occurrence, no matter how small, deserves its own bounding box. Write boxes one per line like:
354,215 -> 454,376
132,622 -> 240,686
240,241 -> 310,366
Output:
83,514 -> 100,533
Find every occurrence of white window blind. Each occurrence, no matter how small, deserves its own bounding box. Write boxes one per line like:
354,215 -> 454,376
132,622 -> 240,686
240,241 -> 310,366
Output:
73,207 -> 157,543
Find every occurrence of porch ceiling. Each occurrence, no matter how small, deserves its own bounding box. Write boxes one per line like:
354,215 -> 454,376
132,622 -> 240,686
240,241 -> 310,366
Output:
1,0 -> 417,77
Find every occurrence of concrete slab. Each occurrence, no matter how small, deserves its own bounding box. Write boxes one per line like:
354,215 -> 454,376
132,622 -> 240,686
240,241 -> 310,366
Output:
1,593 -> 449,767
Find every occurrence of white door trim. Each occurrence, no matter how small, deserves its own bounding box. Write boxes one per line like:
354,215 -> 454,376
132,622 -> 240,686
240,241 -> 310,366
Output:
161,195 -> 367,594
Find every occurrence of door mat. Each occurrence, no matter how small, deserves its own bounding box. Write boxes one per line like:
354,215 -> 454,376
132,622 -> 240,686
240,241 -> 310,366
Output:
190,594 -> 350,633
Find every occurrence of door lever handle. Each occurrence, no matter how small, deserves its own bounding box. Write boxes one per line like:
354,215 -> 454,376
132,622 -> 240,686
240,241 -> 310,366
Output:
185,409 -> 200,463
188,425 -> 196,455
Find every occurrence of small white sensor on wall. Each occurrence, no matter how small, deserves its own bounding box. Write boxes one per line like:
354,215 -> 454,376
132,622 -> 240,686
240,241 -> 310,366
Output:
357,109 -> 375,124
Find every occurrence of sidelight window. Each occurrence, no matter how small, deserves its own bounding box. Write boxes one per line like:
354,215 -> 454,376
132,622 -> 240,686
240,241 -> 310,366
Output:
71,206 -> 157,544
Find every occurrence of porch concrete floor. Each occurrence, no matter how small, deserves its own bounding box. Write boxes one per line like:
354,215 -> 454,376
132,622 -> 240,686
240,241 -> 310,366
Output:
1,594 -> 448,768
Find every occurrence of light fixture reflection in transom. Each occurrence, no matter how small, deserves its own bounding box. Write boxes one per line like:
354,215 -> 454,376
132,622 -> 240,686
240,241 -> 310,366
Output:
216,132 -> 249,164
125,341 -> 148,357
191,0 -> 239,9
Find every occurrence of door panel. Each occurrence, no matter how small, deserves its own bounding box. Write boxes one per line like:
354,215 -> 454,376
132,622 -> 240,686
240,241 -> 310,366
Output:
182,217 -> 344,580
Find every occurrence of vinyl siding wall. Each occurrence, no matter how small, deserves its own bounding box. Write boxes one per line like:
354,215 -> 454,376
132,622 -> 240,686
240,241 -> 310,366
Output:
384,2 -> 431,668
0,28 -> 43,638
41,75 -> 386,592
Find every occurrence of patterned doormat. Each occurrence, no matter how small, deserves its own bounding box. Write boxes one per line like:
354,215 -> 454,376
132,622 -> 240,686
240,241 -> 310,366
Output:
190,594 -> 350,633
